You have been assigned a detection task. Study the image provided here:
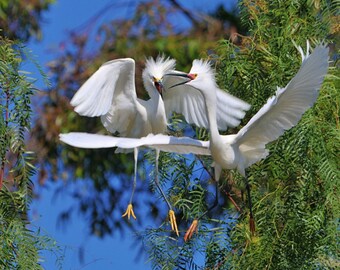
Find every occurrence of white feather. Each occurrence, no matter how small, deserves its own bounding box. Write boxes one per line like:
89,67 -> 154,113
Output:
60,133 -> 210,156
71,58 -> 137,116
233,43 -> 329,168
59,133 -> 121,148
180,43 -> 329,179
163,61 -> 250,130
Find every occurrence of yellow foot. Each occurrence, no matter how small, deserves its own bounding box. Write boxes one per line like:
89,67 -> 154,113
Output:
122,203 -> 137,220
169,210 -> 179,236
184,219 -> 198,242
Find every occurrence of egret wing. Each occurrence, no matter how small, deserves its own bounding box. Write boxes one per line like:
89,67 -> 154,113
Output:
60,133 -> 210,155
59,132 -> 123,148
163,72 -> 250,130
163,74 -> 208,126
71,58 -> 137,117
71,58 -> 148,137
234,44 -> 329,167
215,88 -> 251,128
117,133 -> 211,155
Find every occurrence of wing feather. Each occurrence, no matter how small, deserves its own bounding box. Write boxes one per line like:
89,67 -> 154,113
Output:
59,132 -> 121,148
70,58 -> 137,117
70,58 -> 149,137
235,44 -> 329,167
117,134 -> 211,155
60,133 -> 210,156
163,72 -> 250,130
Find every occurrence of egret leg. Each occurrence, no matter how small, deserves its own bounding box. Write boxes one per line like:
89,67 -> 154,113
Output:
184,164 -> 222,242
130,148 -> 138,204
245,174 -> 255,235
122,148 -> 138,220
154,149 -> 179,236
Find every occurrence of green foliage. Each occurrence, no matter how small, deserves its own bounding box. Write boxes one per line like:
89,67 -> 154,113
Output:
0,0 -> 55,41
140,140 -> 240,269
212,0 -> 339,269
139,0 -> 339,269
139,212 -> 237,270
0,37 -> 60,269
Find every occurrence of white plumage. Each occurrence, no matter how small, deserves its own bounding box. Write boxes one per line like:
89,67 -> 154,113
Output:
71,56 -> 250,145
67,55 -> 250,235
71,57 -> 168,139
62,43 -> 328,237
168,42 -> 329,237
163,61 -> 250,130
223,43 -> 329,174
171,42 -> 329,178
59,132 -> 210,156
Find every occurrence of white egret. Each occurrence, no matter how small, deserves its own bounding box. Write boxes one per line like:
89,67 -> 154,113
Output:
70,57 -> 174,230
69,56 -> 249,235
168,42 -> 329,240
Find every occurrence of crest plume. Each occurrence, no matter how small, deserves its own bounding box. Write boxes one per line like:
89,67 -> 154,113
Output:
191,59 -> 216,78
144,55 -> 176,79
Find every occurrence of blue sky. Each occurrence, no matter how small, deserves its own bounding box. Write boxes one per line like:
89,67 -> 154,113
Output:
28,1 -> 235,269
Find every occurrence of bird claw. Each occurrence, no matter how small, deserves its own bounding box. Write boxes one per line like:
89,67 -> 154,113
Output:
122,203 -> 137,220
169,210 -> 179,236
184,219 -> 198,242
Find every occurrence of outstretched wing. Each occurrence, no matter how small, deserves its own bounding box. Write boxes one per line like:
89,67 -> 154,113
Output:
234,44 -> 329,168
71,58 -> 137,116
163,70 -> 250,131
117,133 -> 210,155
70,58 -> 148,137
59,133 -> 122,148
59,133 -> 210,156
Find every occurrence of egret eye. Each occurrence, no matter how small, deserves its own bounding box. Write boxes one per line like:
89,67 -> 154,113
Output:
188,73 -> 198,80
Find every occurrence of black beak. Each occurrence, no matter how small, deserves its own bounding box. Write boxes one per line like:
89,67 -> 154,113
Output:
165,72 -> 191,89
164,72 -> 190,78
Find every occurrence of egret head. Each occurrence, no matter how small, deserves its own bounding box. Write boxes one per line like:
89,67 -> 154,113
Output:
143,55 -> 176,97
167,59 -> 217,95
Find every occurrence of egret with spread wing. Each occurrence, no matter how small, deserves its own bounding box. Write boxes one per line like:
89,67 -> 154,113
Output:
168,42 -> 329,240
71,57 -> 178,231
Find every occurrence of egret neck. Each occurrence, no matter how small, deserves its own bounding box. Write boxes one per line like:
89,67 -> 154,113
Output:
191,79 -> 238,171
147,84 -> 167,134
197,83 -> 226,163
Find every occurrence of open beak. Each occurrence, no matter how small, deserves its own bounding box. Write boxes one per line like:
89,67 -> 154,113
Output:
165,72 -> 192,89
154,80 -> 164,97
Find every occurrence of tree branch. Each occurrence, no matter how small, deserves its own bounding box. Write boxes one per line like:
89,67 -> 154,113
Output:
167,0 -> 200,27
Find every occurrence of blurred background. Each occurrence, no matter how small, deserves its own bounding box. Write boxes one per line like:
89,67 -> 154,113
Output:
1,0 -> 338,269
